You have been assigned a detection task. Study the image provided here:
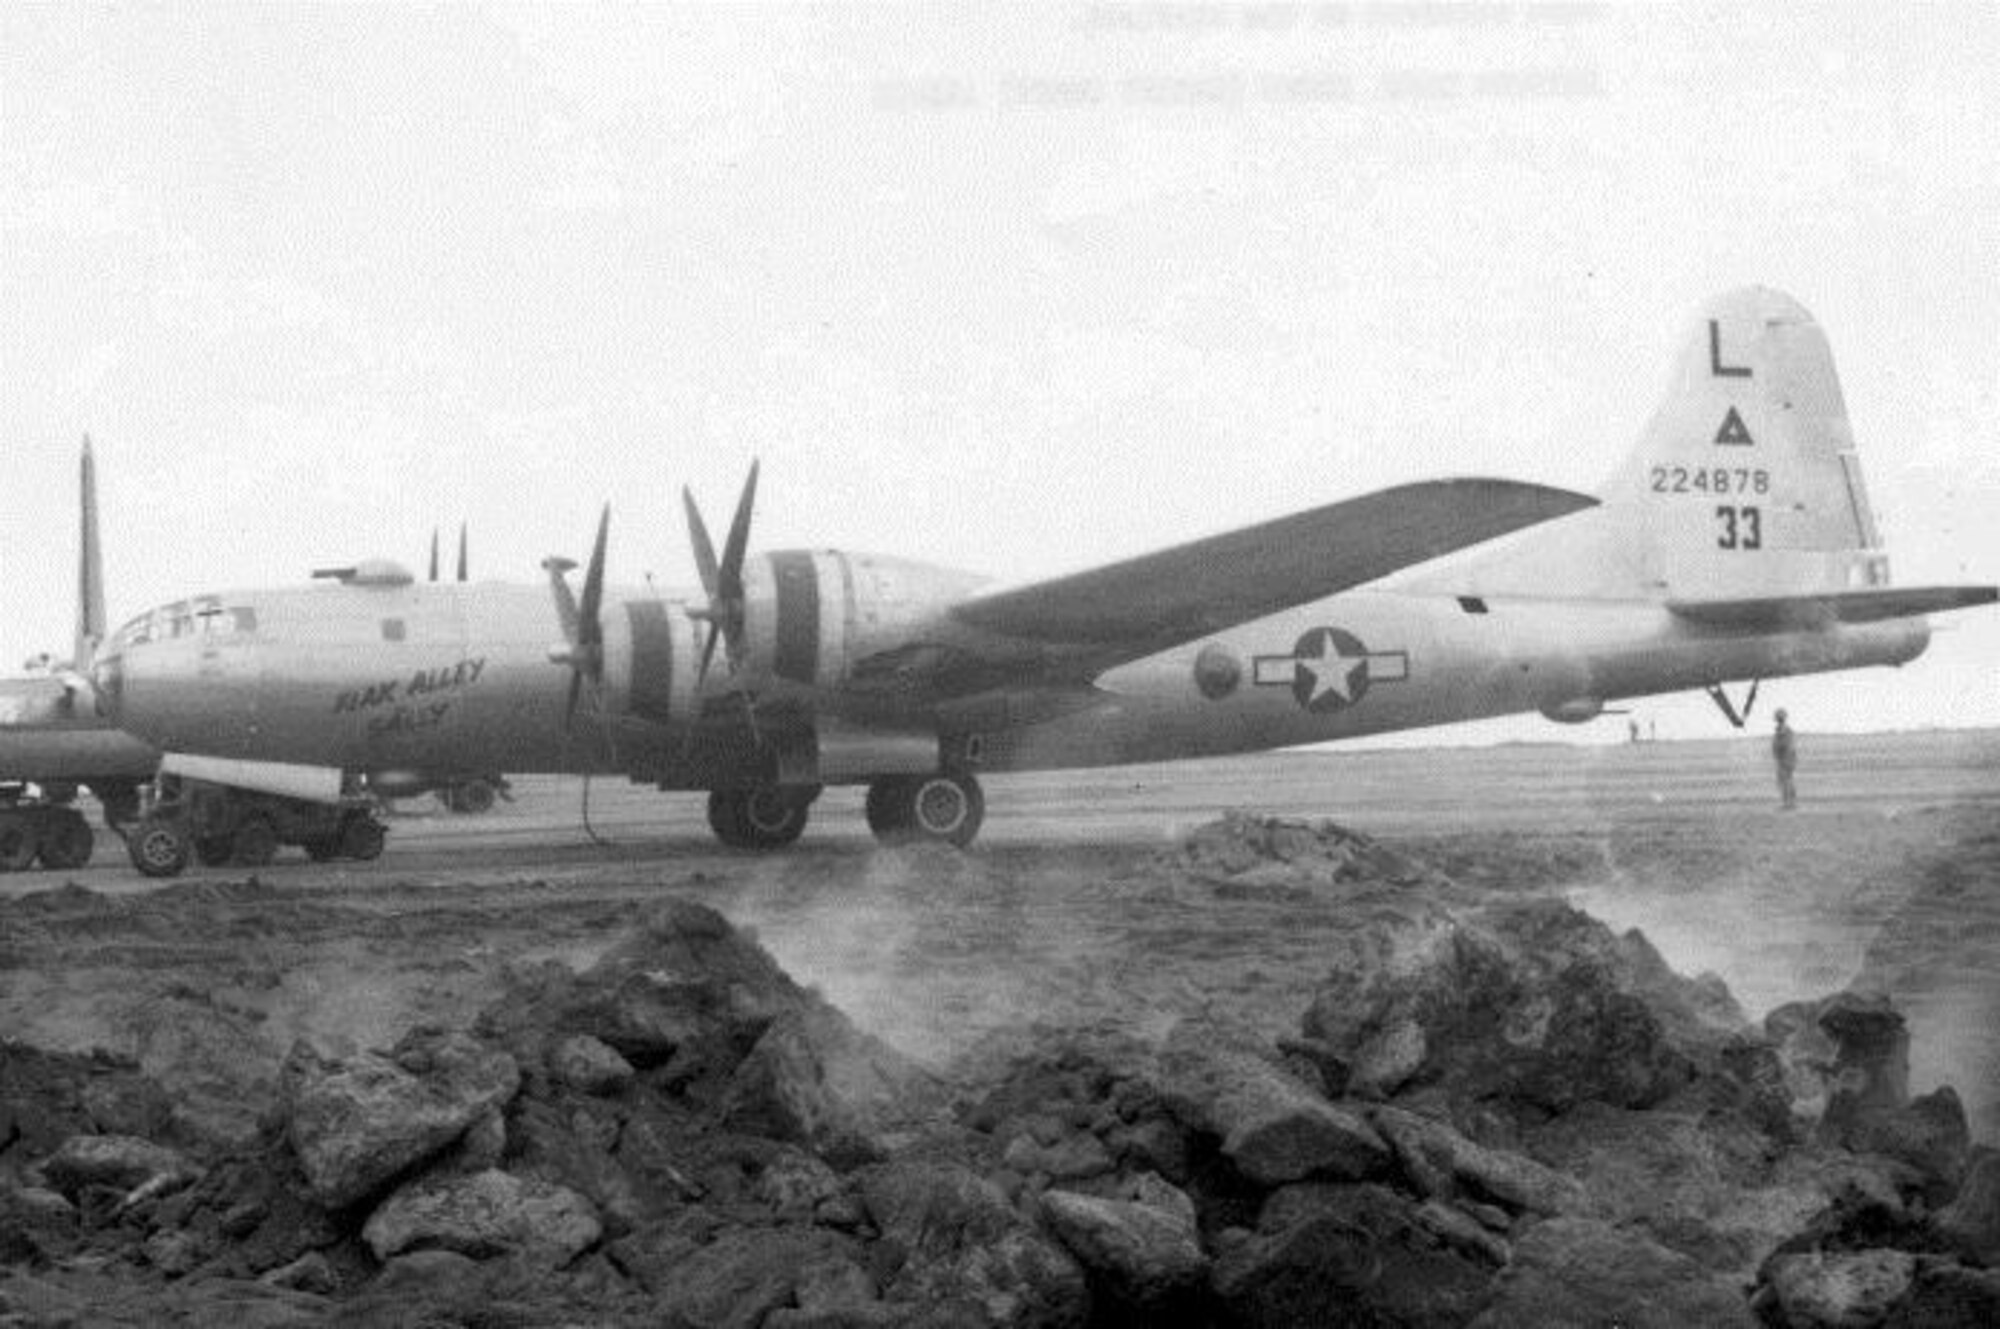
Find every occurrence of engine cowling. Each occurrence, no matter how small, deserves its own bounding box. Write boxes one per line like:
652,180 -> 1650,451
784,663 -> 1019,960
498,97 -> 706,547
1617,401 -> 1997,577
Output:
598,594 -> 701,725
736,551 -> 990,692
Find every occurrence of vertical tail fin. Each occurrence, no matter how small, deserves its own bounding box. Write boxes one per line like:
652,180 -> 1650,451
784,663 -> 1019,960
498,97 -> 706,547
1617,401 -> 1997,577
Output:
1613,286 -> 1890,601
74,435 -> 106,671
1440,288 -> 1898,603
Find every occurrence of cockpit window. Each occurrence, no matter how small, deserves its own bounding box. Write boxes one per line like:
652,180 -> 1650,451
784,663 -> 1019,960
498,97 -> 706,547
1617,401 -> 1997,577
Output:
106,599 -> 256,652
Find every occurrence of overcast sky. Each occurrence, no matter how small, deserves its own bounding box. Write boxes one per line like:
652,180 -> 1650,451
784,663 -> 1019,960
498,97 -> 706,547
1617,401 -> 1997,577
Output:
3,3 -> 1995,742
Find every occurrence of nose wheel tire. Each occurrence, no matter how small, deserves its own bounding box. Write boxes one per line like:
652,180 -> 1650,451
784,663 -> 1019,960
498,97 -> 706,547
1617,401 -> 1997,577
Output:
865,771 -> 984,848
707,785 -> 814,850
129,817 -> 192,878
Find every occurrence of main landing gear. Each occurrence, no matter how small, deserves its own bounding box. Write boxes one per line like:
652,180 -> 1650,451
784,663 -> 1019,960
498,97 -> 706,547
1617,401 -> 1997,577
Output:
127,776 -> 389,879
864,770 -> 985,848
698,769 -> 987,850
707,784 -> 819,850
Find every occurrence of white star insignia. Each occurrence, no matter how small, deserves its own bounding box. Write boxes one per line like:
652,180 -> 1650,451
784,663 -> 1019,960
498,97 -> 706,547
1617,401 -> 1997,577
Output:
1296,634 -> 1366,705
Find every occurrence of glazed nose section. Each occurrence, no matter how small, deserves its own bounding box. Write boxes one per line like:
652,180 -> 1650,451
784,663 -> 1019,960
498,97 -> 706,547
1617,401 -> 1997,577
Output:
90,650 -> 126,721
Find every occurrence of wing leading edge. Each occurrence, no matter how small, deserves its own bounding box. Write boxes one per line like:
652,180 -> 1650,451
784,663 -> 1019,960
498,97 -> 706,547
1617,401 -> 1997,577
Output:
950,478 -> 1597,659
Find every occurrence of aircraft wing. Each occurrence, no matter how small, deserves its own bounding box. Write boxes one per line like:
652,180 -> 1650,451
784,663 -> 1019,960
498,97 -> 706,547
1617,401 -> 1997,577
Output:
1668,585 -> 1999,629
947,477 -> 1596,663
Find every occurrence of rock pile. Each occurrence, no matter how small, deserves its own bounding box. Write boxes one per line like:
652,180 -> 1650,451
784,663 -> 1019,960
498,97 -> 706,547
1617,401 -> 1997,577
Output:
2,820 -> 1996,1327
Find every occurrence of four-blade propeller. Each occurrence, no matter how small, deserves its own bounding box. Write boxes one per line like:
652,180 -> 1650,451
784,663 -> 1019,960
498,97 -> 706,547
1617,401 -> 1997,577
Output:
683,460 -> 760,693
544,462 -> 762,735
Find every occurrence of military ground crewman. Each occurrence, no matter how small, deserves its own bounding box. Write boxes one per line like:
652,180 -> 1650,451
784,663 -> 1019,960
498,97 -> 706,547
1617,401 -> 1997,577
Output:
1772,708 -> 1798,809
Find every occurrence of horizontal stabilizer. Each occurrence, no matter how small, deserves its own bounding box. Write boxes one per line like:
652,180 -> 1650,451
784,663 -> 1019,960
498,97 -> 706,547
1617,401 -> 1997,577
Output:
1668,585 -> 1998,629
953,479 -> 1595,655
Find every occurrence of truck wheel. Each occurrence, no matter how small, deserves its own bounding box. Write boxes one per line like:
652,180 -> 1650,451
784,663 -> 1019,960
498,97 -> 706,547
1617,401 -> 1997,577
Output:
35,810 -> 94,870
129,817 -> 192,878
339,816 -> 386,861
230,816 -> 279,867
450,779 -> 496,815
0,812 -> 39,871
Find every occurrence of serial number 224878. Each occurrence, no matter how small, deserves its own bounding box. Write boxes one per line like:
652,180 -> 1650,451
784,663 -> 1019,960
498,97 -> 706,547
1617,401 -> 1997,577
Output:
1650,465 -> 1770,496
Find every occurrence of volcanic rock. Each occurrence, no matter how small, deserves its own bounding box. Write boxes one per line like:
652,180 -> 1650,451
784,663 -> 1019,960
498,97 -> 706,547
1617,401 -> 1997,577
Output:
282,1027 -> 520,1210
1039,1174 -> 1207,1311
361,1167 -> 601,1266
720,1005 -> 904,1166
1212,1181 -> 1494,1327
0,1041 -> 175,1156
1764,1248 -> 1916,1328
860,1160 -> 1089,1327
618,1225 -> 878,1329
40,1133 -> 201,1202
1818,992 -> 1913,1126
1160,1017 -> 1389,1186
1882,1261 -> 2000,1328
1937,1149 -> 2000,1265
1369,1104 -> 1590,1217
1470,1215 -> 1760,1328
1302,897 -> 1761,1121
551,1033 -> 635,1095
0,1182 -> 79,1265
1182,813 -> 1442,888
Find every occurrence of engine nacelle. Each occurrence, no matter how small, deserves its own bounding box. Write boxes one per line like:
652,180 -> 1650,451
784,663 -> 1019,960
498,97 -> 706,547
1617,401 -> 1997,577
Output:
737,551 -> 991,691
1540,696 -> 1606,724
598,594 -> 701,726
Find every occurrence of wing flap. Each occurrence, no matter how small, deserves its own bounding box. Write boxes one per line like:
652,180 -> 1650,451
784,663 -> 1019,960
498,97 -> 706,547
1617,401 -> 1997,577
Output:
1668,585 -> 1998,629
950,478 -> 1596,652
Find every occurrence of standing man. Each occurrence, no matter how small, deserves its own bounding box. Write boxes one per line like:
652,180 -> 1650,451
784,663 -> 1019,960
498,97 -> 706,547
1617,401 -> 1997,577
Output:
1772,708 -> 1798,809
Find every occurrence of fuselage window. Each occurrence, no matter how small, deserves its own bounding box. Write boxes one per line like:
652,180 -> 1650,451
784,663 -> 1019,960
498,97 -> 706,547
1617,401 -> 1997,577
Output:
1457,596 -> 1490,615
232,607 -> 258,633
382,618 -> 406,642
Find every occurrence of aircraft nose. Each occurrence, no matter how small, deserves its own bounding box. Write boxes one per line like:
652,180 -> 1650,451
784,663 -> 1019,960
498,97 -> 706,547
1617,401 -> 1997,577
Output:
91,653 -> 125,720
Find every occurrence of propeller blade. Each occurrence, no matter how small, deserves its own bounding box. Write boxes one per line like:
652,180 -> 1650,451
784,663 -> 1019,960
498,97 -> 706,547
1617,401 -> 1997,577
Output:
565,668 -> 584,729
541,556 -> 580,643
696,621 -> 720,692
717,460 -> 759,602
456,523 -> 468,582
578,504 -> 609,655
683,488 -> 719,598
428,529 -> 440,582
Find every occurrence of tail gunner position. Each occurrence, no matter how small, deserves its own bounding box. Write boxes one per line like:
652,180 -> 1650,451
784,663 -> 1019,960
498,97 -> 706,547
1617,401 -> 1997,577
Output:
94,289 -> 1996,875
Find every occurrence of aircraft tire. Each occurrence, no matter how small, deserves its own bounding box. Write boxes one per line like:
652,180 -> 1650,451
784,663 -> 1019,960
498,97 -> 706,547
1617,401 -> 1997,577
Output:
0,813 -> 39,871
866,772 -> 984,848
339,816 -> 387,862
231,817 -> 280,867
302,836 -> 342,862
449,779 -> 497,815
909,771 -> 984,848
129,817 -> 192,878
35,809 -> 94,870
707,787 -> 810,850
